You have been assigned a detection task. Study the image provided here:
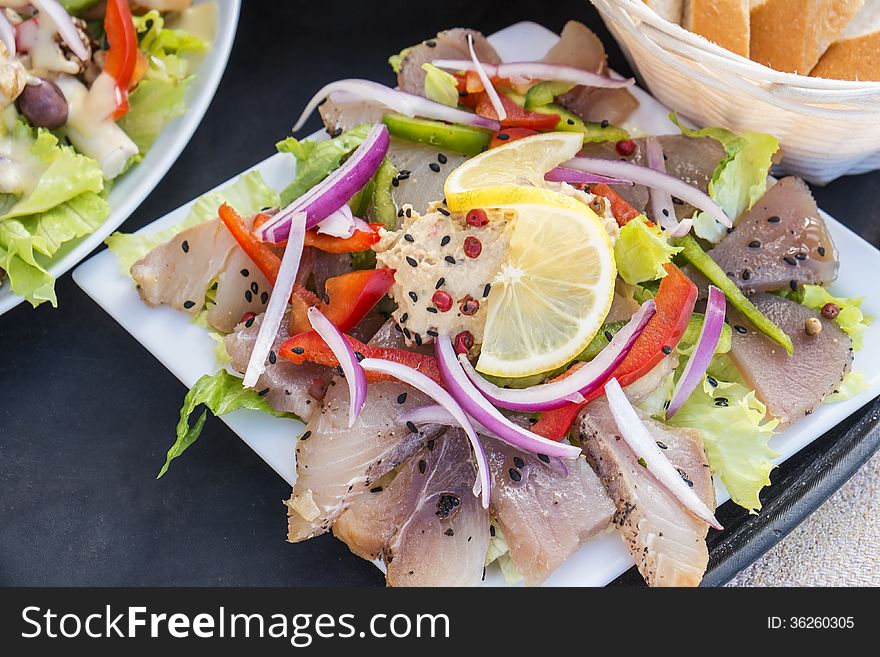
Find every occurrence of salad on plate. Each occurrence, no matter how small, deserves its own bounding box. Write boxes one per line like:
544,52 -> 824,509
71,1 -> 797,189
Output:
107,21 -> 870,587
0,0 -> 214,307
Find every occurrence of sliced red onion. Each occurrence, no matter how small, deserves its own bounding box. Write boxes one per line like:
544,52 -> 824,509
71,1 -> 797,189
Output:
605,378 -> 723,530
360,357 -> 490,509
242,213 -> 307,388
544,167 -> 630,186
316,204 -> 357,238
0,11 -> 15,56
562,157 -> 732,227
644,137 -> 680,233
435,335 -> 582,459
32,0 -> 89,61
308,307 -> 366,428
292,79 -> 500,133
467,33 -> 505,121
431,59 -> 634,89
258,124 -> 389,244
669,218 -> 693,238
667,286 -> 726,418
460,300 -> 655,412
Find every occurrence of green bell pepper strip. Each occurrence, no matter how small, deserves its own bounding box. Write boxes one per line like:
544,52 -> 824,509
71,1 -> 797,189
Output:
370,158 -> 399,230
524,81 -> 576,109
530,104 -> 629,142
382,114 -> 491,156
674,234 -> 793,354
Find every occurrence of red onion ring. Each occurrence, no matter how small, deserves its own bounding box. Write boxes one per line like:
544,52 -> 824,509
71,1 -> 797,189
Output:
431,59 -> 634,89
308,307 -> 367,428
291,79 -> 501,133
544,167 -> 630,186
257,124 -> 389,244
242,213 -> 307,387
359,357 -> 490,509
32,0 -> 89,61
435,335 -> 582,459
604,378 -> 722,529
460,300 -> 656,412
467,33 -> 505,121
562,157 -> 732,227
666,286 -> 726,418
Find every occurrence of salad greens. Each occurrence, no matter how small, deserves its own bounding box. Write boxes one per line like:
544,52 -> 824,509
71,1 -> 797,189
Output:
421,63 -> 460,108
614,215 -> 681,285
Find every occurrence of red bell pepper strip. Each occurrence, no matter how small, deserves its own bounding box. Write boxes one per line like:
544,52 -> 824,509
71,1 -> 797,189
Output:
488,127 -> 538,149
304,223 -> 383,253
475,93 -> 560,131
321,269 -> 395,333
104,0 -> 139,120
532,263 -> 697,440
279,331 -> 443,386
591,182 -> 643,227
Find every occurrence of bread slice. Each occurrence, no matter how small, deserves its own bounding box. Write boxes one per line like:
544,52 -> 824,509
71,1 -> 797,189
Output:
750,0 -> 865,74
811,0 -> 880,80
683,0 -> 751,56
643,0 -> 685,23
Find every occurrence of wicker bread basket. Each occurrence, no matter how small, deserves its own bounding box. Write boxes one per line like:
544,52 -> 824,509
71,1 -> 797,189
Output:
591,0 -> 880,184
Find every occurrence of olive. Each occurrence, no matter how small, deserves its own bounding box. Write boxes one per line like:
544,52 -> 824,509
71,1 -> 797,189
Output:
16,79 -> 69,130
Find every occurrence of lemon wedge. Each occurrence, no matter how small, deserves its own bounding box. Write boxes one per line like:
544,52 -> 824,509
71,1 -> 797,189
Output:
444,132 -> 584,213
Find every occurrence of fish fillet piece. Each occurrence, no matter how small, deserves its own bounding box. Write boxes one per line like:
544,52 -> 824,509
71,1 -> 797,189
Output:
397,28 -> 500,97
484,435 -> 614,586
727,293 -> 852,426
334,430 -> 490,587
579,400 -> 715,587
207,246 -> 272,332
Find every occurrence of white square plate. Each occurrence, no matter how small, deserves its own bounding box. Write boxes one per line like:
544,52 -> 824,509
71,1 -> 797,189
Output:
0,0 -> 242,315
73,21 -> 880,586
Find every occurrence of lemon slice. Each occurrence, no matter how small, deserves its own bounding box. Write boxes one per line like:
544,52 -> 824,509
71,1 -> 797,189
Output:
476,188 -> 616,378
445,132 -> 584,212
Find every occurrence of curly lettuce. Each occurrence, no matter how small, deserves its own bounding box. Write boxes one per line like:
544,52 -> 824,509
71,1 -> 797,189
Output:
422,63 -> 460,107
614,216 -> 681,285
670,114 -> 778,243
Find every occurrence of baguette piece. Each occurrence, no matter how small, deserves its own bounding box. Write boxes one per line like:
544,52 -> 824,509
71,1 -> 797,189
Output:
750,0 -> 865,74
643,0 -> 685,22
683,0 -> 751,56
811,0 -> 880,80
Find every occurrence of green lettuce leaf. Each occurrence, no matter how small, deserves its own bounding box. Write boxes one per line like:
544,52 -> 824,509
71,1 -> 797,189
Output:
106,170 -> 279,276
786,285 -> 871,350
158,370 -> 293,478
421,63 -> 460,107
277,124 -> 371,206
485,522 -> 523,585
828,370 -> 869,402
667,376 -> 778,513
388,47 -> 412,74
614,215 -> 681,285
670,114 -> 778,243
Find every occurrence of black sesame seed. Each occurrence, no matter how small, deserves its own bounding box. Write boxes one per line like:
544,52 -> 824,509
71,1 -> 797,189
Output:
483,283 -> 491,298
398,207 -> 405,217
437,207 -> 450,216
336,366 -> 344,377
734,324 -> 747,334
604,330 -> 613,342
403,327 -> 412,339
818,245 -> 826,257
268,350 -> 277,365
414,333 -> 423,346
300,430 -> 311,441
427,329 -> 439,337
397,170 -> 410,180
783,255 -> 797,266
662,208 -> 670,217
790,279 -> 798,292
244,290 -> 253,302
406,207 -> 412,218
490,525 -> 496,537
748,240 -> 761,249
795,252 -> 807,261
425,39 -> 436,47
400,312 -> 409,323
370,486 -> 383,494
742,269 -> 751,281
406,421 -> 418,433
330,127 -> 343,138
183,300 -> 195,309
496,133 -> 510,141
537,454 -> 550,463
441,235 -> 451,247
767,215 -> 781,223
656,441 -> 668,450
323,293 -> 331,305
662,345 -> 672,355
444,528 -> 455,537
435,277 -> 445,290
292,346 -> 304,355
513,456 -> 525,469
354,351 -> 365,362
245,317 -> 256,328
429,162 -> 441,173
445,255 -> 456,264
408,291 -> 418,302
509,468 -> 522,482
181,240 -> 189,253
240,268 -> 249,277
427,439 -> 435,451
261,291 -> 269,304
257,388 -> 269,397
437,153 -> 447,164
426,307 -> 438,313
601,119 -> 610,128
418,459 -> 427,474
714,397 -> 729,407
567,118 -> 575,126
391,177 -> 400,187
250,281 -> 259,294
406,256 -> 418,268
397,393 -> 408,404
404,233 -> 415,242
707,375 -> 718,387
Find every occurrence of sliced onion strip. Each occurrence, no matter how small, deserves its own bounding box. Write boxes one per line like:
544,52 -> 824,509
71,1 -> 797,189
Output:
360,357 -> 490,509
605,378 -> 723,530
435,335 -> 582,459
291,79 -> 501,133
308,307 -> 366,428
666,286 -> 726,418
0,11 -> 15,56
32,0 -> 89,61
431,59 -> 634,89
242,212 -> 307,388
544,167 -> 630,186
460,300 -> 655,412
562,156 -> 732,227
258,124 -> 389,243
316,204 -> 357,238
644,137 -> 680,233
467,34 -> 505,121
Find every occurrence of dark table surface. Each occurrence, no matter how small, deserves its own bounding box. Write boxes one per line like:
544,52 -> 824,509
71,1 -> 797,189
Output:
2,1 -> 879,586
